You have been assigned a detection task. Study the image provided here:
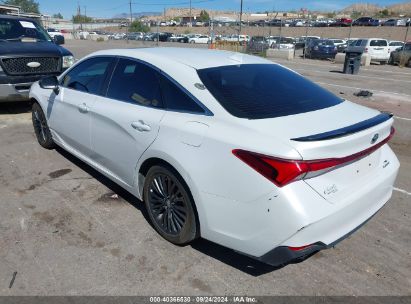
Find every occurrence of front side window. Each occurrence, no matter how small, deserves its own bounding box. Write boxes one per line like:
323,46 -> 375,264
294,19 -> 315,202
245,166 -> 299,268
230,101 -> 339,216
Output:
106,58 -> 162,108
61,57 -> 113,95
197,64 -> 342,119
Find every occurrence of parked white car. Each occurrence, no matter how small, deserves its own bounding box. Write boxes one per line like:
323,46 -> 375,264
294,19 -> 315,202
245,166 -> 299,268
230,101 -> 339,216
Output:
29,48 -> 399,267
78,31 -> 89,40
189,35 -> 209,44
388,41 -> 404,53
328,38 -> 347,47
223,35 -> 250,43
383,19 -> 406,26
46,28 -> 61,38
347,38 -> 390,64
267,36 -> 295,49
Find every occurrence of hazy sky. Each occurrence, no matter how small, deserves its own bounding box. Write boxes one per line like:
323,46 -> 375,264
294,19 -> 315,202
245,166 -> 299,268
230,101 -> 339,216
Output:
37,0 -> 404,18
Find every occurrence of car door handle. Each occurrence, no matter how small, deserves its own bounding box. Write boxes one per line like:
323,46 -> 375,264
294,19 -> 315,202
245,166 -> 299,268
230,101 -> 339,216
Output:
131,120 -> 151,132
78,103 -> 89,113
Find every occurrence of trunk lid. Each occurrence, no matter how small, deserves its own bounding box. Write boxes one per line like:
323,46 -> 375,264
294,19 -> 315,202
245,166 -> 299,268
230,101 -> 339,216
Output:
239,101 -> 394,203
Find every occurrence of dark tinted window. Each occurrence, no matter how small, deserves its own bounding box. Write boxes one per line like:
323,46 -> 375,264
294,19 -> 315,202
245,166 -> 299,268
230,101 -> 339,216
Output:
370,40 -> 387,47
107,58 -> 162,108
160,76 -> 205,113
197,64 -> 342,119
62,57 -> 112,95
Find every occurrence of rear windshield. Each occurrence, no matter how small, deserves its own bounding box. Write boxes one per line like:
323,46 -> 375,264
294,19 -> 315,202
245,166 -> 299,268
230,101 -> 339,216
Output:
318,40 -> 334,46
370,40 -> 387,46
197,64 -> 342,119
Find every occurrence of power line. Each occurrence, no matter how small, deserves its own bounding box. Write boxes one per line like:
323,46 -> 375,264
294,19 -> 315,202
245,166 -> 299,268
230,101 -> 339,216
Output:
131,0 -> 217,6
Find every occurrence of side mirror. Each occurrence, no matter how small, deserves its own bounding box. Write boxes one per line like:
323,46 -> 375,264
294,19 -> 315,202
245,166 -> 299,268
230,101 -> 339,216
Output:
39,76 -> 59,94
53,35 -> 64,45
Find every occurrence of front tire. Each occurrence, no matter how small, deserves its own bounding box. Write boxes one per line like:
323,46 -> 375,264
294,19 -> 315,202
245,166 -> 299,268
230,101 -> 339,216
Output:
32,102 -> 55,149
143,165 -> 198,245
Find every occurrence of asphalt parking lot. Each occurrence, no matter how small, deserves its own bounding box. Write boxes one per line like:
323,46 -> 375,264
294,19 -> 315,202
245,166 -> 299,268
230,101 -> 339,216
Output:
0,39 -> 410,296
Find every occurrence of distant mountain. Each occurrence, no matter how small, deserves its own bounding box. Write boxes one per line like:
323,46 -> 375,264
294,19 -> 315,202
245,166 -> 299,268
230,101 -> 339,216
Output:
341,3 -> 381,14
387,1 -> 411,13
113,12 -> 161,19
341,1 -> 411,14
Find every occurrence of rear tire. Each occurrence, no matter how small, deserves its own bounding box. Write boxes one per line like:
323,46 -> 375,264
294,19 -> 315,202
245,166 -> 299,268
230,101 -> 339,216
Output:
143,165 -> 198,245
32,102 -> 56,149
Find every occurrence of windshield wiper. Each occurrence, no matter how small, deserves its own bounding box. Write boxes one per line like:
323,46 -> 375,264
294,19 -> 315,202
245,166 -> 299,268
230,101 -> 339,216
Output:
5,35 -> 42,41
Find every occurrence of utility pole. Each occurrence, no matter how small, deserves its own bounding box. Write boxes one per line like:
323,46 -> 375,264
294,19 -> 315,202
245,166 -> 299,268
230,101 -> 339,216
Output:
129,0 -> 133,24
402,20 -> 410,65
83,5 -> 87,30
239,0 -> 243,36
189,0 -> 192,27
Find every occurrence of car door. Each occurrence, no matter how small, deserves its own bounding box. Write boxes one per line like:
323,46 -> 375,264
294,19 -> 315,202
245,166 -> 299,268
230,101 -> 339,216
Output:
90,58 -> 166,187
48,56 -> 114,158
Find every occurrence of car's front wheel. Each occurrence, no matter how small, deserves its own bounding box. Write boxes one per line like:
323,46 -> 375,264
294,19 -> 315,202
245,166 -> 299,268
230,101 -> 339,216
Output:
32,102 -> 56,149
143,165 -> 198,245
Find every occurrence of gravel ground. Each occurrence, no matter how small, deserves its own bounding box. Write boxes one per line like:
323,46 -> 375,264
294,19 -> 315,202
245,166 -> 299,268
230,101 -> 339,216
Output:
0,40 -> 410,296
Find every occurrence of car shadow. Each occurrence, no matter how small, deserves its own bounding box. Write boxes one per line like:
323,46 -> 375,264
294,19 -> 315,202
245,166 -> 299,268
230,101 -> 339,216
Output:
55,146 -> 285,276
0,101 -> 32,115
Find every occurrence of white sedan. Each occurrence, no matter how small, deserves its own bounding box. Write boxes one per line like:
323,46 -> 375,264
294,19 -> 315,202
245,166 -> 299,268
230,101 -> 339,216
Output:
30,48 -> 399,266
189,35 -> 209,44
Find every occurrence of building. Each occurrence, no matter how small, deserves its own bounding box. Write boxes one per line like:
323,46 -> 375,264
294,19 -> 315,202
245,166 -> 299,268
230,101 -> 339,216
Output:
0,3 -> 42,20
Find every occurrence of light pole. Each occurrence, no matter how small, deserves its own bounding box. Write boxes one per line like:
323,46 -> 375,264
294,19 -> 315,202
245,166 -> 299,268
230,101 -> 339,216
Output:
238,0 -> 243,43
189,0 -> 192,27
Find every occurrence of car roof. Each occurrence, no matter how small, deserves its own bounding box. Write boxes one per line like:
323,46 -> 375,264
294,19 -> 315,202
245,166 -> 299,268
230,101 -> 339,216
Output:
0,14 -> 39,22
89,47 -> 270,70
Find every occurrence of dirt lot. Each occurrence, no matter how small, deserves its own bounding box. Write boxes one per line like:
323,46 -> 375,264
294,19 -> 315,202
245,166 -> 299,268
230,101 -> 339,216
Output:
101,25 -> 411,41
0,40 -> 410,296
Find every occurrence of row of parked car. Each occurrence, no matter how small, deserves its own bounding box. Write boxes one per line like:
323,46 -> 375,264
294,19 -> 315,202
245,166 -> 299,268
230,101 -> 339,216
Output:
243,16 -> 411,27
245,35 -> 411,66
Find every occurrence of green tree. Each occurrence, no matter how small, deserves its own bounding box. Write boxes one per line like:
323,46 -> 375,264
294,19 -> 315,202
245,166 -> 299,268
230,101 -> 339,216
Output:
72,15 -> 93,23
199,10 -> 210,22
53,13 -> 63,19
350,11 -> 362,19
326,12 -> 336,18
129,20 -> 150,33
4,0 -> 40,13
378,9 -> 390,17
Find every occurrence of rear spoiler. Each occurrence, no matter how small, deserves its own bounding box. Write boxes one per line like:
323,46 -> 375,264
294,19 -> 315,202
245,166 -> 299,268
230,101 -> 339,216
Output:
291,112 -> 393,142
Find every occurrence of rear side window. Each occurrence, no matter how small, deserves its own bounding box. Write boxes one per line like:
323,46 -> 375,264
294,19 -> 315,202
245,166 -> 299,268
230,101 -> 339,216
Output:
107,58 -> 162,108
62,57 -> 113,95
197,64 -> 342,119
370,40 -> 387,47
159,76 -> 205,113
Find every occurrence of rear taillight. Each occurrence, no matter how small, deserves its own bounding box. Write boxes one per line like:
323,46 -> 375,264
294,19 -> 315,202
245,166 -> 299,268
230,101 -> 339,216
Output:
288,245 -> 313,251
233,127 -> 395,187
365,47 -> 368,53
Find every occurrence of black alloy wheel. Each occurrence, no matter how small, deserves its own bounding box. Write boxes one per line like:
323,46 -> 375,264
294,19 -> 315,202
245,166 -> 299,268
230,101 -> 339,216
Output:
32,102 -> 55,149
144,165 -> 198,245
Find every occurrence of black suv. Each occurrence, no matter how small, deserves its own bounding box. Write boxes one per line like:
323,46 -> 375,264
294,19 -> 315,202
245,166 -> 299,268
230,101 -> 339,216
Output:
0,15 -> 74,102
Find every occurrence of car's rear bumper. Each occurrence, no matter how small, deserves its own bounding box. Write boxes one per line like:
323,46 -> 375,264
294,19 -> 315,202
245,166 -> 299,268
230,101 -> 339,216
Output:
257,201 -> 384,266
0,82 -> 33,102
370,54 -> 390,61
